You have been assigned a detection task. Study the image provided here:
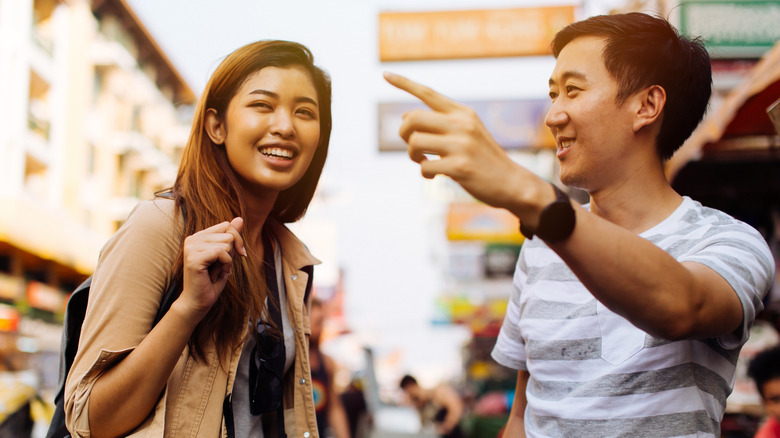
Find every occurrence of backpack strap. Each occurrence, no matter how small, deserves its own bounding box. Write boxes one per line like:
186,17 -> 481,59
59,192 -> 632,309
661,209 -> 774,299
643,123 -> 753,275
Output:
53,277 -> 92,406
154,276 -> 181,326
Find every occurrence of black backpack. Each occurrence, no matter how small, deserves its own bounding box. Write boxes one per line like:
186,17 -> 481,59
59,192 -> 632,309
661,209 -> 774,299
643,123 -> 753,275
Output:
45,275 -> 180,438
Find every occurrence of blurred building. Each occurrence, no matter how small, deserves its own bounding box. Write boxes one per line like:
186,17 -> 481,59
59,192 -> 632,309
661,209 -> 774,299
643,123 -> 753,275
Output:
0,0 -> 195,412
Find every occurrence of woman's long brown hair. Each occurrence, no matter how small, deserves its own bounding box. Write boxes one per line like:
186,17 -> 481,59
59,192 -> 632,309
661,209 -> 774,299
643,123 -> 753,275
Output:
169,40 -> 332,363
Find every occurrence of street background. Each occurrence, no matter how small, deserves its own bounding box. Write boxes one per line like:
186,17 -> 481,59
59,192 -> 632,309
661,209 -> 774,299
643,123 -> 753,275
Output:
1,0 -> 778,436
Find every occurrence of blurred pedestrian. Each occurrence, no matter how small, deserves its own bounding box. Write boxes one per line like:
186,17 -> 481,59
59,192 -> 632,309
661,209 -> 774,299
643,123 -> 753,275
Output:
385,12 -> 774,437
748,346 -> 780,437
340,378 -> 369,438
63,40 -> 332,437
399,375 -> 464,438
309,297 -> 351,438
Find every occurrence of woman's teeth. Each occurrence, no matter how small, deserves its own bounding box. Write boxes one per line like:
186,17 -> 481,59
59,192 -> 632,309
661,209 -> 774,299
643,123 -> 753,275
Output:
260,147 -> 293,159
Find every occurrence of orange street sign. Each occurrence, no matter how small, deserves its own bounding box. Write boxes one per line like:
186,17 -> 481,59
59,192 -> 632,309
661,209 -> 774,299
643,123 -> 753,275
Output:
379,6 -> 577,61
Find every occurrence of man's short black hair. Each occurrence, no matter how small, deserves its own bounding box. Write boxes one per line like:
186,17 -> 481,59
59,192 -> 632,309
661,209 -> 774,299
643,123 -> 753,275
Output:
747,346 -> 780,398
552,12 -> 712,161
400,374 -> 418,389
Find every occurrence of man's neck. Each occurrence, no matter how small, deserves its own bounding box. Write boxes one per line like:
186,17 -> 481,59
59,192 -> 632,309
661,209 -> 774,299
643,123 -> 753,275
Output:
588,166 -> 683,234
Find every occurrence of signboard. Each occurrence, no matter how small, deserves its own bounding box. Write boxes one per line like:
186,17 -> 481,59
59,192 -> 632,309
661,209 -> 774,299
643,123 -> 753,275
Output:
378,99 -> 553,152
484,244 -> 522,278
379,6 -> 576,61
0,273 -> 24,301
434,294 -> 508,335
0,304 -> 20,332
446,202 -> 525,244
26,281 -> 65,313
680,0 -> 780,58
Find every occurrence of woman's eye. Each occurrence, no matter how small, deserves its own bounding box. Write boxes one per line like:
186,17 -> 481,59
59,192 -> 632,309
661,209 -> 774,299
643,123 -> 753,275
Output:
296,108 -> 317,118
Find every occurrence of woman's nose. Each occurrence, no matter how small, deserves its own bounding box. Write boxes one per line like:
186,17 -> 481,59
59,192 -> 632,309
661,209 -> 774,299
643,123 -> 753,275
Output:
270,110 -> 295,138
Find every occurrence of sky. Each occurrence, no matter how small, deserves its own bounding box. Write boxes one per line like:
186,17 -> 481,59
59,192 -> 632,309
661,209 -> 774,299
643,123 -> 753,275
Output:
126,0 -> 620,93
123,0 -> 620,386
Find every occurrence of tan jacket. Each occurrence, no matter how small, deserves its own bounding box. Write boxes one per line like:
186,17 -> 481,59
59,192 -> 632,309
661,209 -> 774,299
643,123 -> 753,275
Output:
64,198 -> 321,437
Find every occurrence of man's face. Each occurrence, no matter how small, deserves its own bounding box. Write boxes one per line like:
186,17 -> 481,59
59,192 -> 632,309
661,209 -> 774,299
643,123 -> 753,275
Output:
762,377 -> 780,421
403,383 -> 424,409
310,304 -> 324,342
545,36 -> 638,192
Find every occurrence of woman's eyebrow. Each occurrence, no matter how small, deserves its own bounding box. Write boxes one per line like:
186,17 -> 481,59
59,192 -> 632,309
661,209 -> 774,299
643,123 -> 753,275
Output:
248,89 -> 318,106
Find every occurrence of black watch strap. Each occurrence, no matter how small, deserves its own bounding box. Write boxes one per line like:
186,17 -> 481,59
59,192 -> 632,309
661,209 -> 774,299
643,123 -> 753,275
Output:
520,184 -> 576,243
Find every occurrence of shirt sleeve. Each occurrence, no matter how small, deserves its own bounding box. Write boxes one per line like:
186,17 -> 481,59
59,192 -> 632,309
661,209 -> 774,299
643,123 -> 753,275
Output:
492,246 -> 529,371
64,198 -> 183,436
680,221 -> 775,349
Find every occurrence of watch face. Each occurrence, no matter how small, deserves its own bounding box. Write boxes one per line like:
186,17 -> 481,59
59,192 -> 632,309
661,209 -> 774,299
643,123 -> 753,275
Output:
537,200 -> 576,243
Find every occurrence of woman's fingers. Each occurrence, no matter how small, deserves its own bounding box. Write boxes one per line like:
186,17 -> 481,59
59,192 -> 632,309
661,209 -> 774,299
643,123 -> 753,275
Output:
227,217 -> 246,256
189,219 -> 245,254
184,217 -> 245,284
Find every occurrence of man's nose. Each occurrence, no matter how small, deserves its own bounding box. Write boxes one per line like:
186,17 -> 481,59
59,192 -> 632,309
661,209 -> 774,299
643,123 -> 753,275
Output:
545,101 -> 568,129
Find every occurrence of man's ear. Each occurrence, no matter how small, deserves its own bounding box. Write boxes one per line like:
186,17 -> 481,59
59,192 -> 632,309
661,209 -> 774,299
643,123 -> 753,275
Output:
633,84 -> 666,133
204,108 -> 226,145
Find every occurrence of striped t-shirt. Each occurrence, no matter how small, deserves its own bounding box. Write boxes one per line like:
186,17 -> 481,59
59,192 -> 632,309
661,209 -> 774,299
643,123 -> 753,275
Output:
492,197 -> 775,438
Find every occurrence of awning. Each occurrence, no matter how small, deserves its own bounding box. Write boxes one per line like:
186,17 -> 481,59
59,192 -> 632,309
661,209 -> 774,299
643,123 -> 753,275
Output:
667,40 -> 780,179
0,196 -> 105,277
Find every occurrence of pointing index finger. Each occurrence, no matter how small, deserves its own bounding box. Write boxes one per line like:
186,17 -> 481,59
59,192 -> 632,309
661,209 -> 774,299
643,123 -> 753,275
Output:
383,72 -> 459,113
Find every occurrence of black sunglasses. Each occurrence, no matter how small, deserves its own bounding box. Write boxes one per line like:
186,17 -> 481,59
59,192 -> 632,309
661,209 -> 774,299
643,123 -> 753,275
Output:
249,320 -> 285,416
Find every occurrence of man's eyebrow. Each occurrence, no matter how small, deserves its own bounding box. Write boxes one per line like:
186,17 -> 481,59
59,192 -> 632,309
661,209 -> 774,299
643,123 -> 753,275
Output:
549,70 -> 588,86
248,89 -> 318,106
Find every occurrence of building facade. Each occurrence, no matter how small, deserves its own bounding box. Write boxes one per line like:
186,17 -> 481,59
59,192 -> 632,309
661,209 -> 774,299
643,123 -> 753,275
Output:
0,0 -> 194,398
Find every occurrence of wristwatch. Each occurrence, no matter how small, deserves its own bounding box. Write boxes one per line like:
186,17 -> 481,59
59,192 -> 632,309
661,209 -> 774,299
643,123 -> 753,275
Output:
520,184 -> 576,243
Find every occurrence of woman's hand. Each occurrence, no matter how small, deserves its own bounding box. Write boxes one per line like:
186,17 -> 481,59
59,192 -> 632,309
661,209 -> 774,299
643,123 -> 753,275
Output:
180,217 -> 246,320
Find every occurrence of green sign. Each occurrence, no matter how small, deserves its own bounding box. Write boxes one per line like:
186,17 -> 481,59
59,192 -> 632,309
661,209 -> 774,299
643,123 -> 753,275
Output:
680,0 -> 780,58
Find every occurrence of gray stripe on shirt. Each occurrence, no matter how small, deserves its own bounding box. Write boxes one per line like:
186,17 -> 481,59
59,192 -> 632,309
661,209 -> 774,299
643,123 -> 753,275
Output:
532,410 -> 718,437
528,362 -> 731,406
526,338 -> 602,361
523,299 -> 597,320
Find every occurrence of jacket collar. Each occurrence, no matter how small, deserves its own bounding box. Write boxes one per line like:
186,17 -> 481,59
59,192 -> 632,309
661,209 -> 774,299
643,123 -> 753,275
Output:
266,219 -> 321,271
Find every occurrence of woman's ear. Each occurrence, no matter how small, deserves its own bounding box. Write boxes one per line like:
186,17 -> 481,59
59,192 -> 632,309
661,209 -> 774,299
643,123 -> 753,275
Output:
633,84 -> 666,133
204,108 -> 226,145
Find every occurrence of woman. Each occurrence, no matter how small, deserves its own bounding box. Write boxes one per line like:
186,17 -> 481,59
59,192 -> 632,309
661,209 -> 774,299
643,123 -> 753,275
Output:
64,40 -> 331,437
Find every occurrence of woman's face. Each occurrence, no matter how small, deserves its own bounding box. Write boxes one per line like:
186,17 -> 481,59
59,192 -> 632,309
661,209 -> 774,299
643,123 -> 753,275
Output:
217,65 -> 321,195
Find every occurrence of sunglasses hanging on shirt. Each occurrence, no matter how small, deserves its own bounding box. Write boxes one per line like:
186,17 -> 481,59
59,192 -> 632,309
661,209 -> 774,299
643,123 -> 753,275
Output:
248,234 -> 287,437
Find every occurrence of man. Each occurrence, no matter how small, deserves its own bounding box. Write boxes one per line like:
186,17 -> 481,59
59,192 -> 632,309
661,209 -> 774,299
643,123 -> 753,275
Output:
385,12 -> 775,437
399,375 -> 465,438
309,298 -> 351,438
748,346 -> 780,437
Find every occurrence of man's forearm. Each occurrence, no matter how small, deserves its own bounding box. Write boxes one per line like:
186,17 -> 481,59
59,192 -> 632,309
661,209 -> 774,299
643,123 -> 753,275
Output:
547,204 -> 742,340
